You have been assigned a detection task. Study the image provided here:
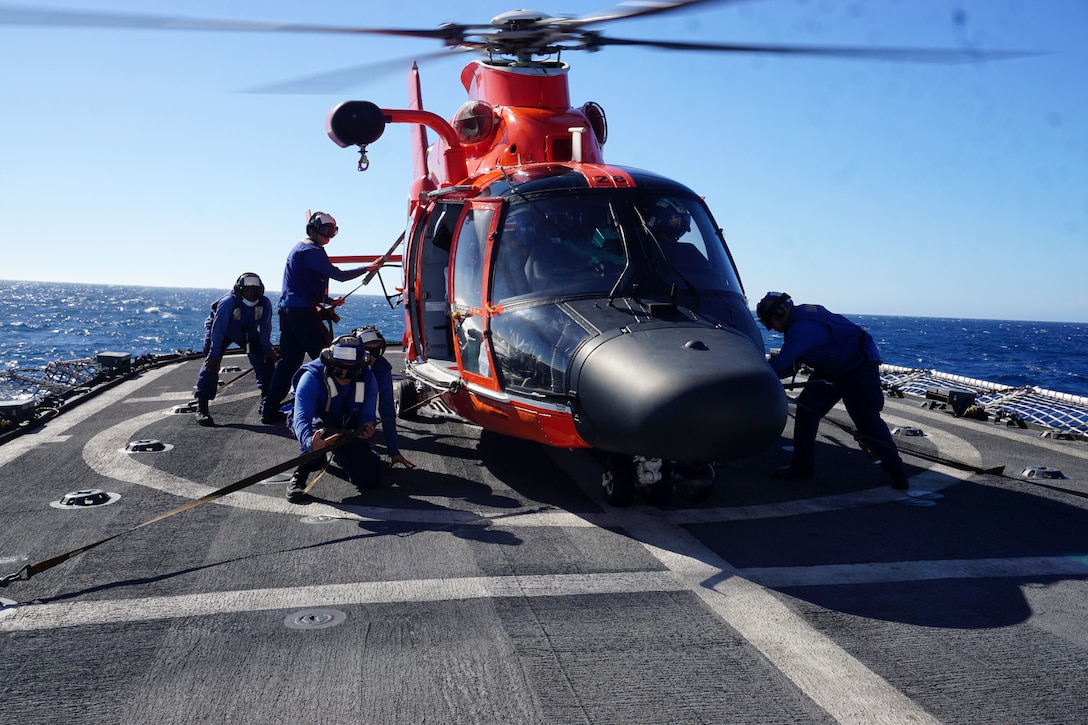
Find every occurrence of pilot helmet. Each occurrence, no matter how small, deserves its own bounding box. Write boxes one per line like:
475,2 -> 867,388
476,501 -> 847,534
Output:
319,335 -> 370,379
648,197 -> 691,238
756,292 -> 793,330
233,272 -> 265,305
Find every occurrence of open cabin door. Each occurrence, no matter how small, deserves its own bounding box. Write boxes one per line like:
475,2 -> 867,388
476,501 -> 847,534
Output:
406,201 -> 463,362
450,199 -> 502,390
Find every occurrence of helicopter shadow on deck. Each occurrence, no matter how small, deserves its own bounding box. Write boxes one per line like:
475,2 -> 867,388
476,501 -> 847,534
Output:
474,430 -> 603,514
492,408 -> 1088,631
305,417 -> 604,545
317,493 -> 526,548
689,442 -> 1088,630
313,460 -> 521,514
306,479 -> 527,548
376,409 -> 592,510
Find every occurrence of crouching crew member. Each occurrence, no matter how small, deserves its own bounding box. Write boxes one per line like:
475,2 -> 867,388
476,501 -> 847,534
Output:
286,334 -> 378,502
194,273 -> 275,427
262,211 -> 371,424
352,326 -> 416,469
756,291 -> 909,491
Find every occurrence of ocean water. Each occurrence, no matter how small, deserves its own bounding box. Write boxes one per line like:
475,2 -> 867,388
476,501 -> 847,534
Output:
0,280 -> 403,371
766,313 -> 1088,398
848,314 -> 1088,397
2,280 -> 1086,398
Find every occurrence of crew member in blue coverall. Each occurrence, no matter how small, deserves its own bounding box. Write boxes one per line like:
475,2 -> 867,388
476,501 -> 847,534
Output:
261,211 -> 371,424
353,325 -> 416,469
286,334 -> 378,502
756,292 -> 909,490
194,273 -> 275,427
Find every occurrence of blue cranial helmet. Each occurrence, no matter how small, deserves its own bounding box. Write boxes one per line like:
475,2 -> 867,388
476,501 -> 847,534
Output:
756,291 -> 792,330
351,325 -> 386,360
234,273 -> 264,303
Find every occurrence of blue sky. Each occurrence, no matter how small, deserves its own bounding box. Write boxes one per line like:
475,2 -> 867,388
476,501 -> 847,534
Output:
2,1 -> 1085,322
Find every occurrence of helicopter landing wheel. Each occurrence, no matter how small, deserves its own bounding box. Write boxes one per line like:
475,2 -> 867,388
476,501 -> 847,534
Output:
602,456 -> 635,507
396,378 -> 420,420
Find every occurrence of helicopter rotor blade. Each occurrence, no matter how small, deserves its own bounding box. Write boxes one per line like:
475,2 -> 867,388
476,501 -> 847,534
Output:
592,36 -> 1039,63
244,48 -> 473,95
555,0 -> 733,29
0,4 -> 466,43
0,3 -> 1038,74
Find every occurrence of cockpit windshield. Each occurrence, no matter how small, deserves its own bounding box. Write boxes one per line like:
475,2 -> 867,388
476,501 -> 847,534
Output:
491,195 -> 625,302
489,190 -> 741,305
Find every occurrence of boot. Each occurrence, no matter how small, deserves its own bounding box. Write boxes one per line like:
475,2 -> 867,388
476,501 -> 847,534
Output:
194,398 -> 214,427
286,469 -> 309,502
260,397 -> 287,424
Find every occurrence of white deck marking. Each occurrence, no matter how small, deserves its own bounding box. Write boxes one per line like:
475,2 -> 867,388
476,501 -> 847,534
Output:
0,571 -> 688,631
0,366 -> 173,464
629,519 -> 941,725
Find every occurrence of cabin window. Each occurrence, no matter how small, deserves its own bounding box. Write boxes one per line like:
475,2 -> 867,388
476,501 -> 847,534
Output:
451,206 -> 495,376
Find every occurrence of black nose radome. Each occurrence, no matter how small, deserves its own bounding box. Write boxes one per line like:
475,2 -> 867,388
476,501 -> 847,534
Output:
569,326 -> 786,462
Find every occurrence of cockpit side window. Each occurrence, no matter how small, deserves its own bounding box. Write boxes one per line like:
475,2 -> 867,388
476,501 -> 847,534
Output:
452,207 -> 492,309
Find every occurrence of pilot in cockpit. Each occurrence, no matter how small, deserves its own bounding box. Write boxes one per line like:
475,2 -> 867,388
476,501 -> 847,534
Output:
642,196 -> 713,281
644,197 -> 692,244
492,207 -> 540,300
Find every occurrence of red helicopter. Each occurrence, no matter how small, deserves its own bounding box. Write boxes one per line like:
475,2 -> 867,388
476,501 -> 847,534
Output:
320,4 -> 1023,506
1,1 -> 1021,505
